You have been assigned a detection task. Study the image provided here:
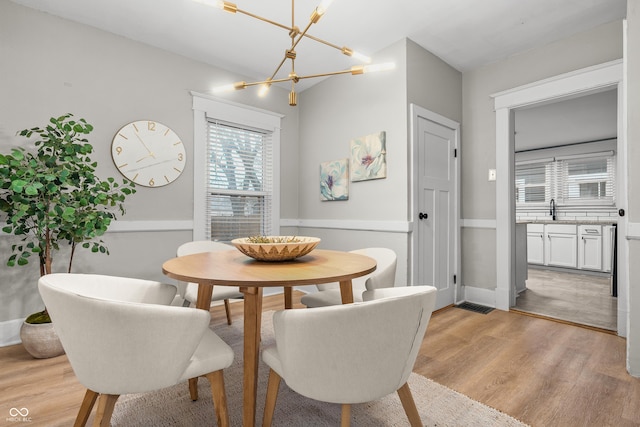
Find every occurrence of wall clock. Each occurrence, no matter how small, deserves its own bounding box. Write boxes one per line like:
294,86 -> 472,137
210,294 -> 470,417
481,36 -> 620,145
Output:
111,120 -> 186,187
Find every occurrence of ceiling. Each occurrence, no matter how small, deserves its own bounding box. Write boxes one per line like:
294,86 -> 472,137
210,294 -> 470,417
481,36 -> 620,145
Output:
10,0 -> 627,92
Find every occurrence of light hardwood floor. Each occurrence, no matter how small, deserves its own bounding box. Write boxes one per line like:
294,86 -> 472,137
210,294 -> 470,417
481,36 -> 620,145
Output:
1,291 -> 639,426
513,267 -> 617,331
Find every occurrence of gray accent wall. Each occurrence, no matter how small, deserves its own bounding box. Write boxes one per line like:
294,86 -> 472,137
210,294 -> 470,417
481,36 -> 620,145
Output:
295,38 -> 461,288
0,1 -> 299,325
460,20 -> 623,292
3,0 -> 640,378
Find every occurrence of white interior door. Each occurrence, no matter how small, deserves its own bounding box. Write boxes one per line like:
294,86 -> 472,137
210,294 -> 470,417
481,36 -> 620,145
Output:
416,114 -> 457,310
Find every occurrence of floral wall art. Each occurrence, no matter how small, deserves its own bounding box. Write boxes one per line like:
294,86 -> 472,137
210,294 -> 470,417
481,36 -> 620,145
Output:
350,131 -> 387,182
320,159 -> 349,201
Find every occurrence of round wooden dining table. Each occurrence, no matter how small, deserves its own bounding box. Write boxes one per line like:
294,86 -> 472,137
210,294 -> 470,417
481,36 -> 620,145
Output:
162,248 -> 376,427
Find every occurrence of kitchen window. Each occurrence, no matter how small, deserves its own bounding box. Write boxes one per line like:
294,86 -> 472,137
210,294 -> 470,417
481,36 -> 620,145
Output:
192,94 -> 281,241
515,160 -> 551,203
515,151 -> 615,206
556,154 -> 615,204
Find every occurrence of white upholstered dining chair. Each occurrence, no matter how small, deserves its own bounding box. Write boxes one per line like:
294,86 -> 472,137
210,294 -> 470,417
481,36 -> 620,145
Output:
176,240 -> 244,324
38,273 -> 234,427
262,285 -> 437,427
299,247 -> 397,307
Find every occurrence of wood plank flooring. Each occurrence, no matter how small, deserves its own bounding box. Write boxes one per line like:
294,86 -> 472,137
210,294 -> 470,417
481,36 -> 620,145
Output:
1,291 -> 639,426
514,268 -> 617,331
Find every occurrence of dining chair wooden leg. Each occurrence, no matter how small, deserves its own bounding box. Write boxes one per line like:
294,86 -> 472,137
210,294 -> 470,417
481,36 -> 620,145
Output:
93,394 -> 119,427
340,404 -> 351,427
74,389 -> 98,427
397,382 -> 422,427
205,370 -> 230,427
189,377 -> 199,401
284,287 -> 293,309
223,299 -> 232,325
262,369 -> 281,427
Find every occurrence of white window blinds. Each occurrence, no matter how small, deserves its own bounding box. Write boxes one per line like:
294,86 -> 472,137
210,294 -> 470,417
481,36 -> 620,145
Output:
205,120 -> 274,242
515,160 -> 551,203
515,151 -> 615,206
556,153 -> 615,204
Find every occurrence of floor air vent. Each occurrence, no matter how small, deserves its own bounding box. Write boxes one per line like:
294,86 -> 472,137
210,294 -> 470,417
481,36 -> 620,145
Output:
456,302 -> 494,315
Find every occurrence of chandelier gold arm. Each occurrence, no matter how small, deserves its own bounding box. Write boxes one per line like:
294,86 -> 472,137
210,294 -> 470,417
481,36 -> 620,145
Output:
205,0 -> 393,106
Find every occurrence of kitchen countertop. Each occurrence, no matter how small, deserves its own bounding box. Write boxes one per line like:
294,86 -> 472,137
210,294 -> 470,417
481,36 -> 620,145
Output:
517,220 -> 617,225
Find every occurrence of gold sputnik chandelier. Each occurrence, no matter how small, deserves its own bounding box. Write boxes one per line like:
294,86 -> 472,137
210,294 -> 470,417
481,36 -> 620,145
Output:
195,0 -> 395,106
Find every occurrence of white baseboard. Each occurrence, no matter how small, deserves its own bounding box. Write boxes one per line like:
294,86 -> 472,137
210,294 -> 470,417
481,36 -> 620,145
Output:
0,318 -> 23,347
460,286 -> 496,308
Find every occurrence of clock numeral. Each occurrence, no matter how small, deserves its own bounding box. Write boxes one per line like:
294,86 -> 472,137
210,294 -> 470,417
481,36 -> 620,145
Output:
118,133 -> 128,140
148,121 -> 156,131
115,146 -> 123,155
178,153 -> 184,161
164,175 -> 170,183
132,123 -> 139,133
149,178 -> 155,187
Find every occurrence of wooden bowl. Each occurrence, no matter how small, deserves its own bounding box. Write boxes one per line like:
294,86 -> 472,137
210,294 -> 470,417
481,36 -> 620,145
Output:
231,236 -> 321,262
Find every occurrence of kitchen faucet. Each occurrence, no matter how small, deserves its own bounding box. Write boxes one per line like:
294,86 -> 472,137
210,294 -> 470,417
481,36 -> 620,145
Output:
550,198 -> 556,221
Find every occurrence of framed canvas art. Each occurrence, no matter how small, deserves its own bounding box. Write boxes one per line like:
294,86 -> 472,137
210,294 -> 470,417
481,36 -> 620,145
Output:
350,131 -> 387,182
320,159 -> 349,201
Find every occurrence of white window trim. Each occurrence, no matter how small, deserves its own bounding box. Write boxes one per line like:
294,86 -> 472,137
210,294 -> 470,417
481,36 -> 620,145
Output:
191,92 -> 283,241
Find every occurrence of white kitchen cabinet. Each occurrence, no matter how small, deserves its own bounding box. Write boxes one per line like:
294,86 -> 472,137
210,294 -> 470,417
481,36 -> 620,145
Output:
578,225 -> 602,270
525,222 -> 615,272
526,224 -> 545,265
545,224 -> 577,268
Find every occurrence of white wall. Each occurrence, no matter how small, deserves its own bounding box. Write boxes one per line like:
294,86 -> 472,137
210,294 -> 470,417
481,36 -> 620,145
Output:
626,0 -> 640,375
0,2 -> 299,338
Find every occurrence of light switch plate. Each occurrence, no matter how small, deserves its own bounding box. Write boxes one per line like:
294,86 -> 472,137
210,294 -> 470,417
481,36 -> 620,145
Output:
488,169 -> 496,181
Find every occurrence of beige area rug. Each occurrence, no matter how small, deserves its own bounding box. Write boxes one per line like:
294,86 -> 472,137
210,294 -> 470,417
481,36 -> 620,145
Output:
107,311 -> 528,427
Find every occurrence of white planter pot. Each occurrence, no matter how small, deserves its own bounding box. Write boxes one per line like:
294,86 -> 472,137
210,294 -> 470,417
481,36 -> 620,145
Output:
19,321 -> 65,359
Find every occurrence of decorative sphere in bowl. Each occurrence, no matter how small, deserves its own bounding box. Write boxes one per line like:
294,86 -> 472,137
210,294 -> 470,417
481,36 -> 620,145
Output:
231,236 -> 321,261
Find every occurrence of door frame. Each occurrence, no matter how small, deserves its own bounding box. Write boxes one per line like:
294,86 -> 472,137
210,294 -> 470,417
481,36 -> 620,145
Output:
409,104 -> 461,304
491,59 -> 628,336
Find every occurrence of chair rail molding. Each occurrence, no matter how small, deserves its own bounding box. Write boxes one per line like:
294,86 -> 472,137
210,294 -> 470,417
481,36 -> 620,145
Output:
281,218 -> 412,233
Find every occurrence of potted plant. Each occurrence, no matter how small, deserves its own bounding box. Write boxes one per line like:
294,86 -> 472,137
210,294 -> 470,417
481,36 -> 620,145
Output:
0,113 -> 135,358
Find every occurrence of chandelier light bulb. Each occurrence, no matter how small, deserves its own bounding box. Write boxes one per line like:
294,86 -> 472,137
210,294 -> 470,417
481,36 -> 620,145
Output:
363,62 -> 396,73
350,51 -> 372,64
258,83 -> 271,97
192,0 -> 237,13
212,81 -> 246,93
317,0 -> 335,15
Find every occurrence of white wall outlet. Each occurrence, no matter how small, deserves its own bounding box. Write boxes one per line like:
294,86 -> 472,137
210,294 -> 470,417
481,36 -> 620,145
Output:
488,169 -> 497,181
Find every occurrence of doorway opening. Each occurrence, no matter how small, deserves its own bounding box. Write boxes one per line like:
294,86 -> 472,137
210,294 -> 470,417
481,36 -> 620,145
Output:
510,89 -> 618,331
492,60 -> 627,337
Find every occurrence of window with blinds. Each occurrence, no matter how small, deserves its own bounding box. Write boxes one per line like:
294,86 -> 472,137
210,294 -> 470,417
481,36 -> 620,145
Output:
516,152 -> 615,206
205,120 -> 274,242
556,153 -> 615,204
515,161 -> 551,203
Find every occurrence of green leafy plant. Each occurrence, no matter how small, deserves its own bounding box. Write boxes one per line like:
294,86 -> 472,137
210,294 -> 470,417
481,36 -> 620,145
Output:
0,114 -> 136,323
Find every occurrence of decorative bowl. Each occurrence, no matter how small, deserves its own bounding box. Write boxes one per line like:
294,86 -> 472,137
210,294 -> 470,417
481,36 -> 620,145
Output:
231,236 -> 321,262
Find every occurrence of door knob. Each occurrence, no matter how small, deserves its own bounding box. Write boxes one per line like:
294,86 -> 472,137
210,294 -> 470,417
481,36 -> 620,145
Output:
419,212 -> 428,220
